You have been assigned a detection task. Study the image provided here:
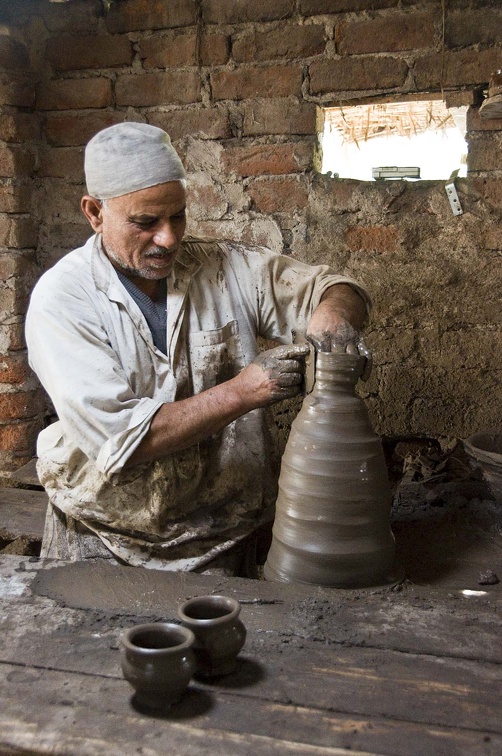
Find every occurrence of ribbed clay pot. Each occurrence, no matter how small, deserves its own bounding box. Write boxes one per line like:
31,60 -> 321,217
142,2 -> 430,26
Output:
120,622 -> 196,709
263,351 -> 397,588
178,595 -> 246,677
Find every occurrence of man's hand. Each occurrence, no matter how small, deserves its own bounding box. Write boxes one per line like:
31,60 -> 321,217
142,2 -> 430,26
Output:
306,284 -> 372,380
237,343 -> 310,407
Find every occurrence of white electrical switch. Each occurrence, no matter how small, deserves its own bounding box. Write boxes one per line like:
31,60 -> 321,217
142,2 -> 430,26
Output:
445,181 -> 463,216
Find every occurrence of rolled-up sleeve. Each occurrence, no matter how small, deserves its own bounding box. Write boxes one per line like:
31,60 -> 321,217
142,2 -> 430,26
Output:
251,248 -> 371,342
26,277 -> 163,478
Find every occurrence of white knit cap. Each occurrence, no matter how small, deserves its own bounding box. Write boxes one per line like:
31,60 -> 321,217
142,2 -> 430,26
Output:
84,122 -> 186,199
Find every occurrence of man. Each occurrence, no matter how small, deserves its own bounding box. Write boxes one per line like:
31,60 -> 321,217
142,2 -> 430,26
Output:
26,122 -> 371,575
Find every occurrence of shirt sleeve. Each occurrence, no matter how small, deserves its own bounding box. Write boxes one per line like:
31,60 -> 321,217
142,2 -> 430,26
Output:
243,245 -> 372,342
26,274 -> 163,479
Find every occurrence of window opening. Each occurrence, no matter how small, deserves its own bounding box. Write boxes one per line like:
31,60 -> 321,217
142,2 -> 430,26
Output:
320,100 -> 467,181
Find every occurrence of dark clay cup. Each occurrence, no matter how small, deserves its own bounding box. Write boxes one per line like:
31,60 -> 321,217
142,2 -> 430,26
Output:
120,622 -> 196,709
177,595 -> 246,678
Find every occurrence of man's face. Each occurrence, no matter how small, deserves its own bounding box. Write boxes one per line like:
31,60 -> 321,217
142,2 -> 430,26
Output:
93,181 -> 187,281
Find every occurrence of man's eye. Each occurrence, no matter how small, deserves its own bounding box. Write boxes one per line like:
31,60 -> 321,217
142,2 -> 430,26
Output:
134,219 -> 156,229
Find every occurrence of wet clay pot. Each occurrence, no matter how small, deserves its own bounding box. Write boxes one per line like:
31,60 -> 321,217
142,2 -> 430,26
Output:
264,351 -> 397,588
177,595 -> 246,677
120,623 -> 196,709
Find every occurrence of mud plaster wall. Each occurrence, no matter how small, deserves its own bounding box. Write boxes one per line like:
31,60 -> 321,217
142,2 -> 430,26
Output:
0,0 -> 501,472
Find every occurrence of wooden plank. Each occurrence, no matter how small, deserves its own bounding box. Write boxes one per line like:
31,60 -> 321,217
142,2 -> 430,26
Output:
1,583 -> 501,735
0,489 -> 47,541
0,663 -> 499,756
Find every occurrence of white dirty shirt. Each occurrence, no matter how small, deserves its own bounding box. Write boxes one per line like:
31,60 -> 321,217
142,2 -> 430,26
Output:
26,235 -> 370,571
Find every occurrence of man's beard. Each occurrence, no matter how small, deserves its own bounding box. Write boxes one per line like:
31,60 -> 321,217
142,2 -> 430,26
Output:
105,244 -> 175,280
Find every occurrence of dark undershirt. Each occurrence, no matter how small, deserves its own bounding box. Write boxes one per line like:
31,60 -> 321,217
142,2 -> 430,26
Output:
116,271 -> 168,355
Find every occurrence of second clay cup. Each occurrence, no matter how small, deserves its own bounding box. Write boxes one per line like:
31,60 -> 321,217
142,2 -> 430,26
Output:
178,594 -> 246,678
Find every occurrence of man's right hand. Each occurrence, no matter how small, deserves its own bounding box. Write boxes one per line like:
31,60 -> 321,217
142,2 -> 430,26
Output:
237,343 -> 310,408
127,343 -> 309,467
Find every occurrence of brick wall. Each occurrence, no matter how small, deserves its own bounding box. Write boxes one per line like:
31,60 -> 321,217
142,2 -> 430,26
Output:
0,0 -> 501,472
0,24 -> 43,471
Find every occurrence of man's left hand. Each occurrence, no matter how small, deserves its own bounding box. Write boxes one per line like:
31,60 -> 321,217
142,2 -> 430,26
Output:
306,284 -> 372,381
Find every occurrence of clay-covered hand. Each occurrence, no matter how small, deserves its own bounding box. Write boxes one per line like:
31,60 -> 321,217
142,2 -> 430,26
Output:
307,321 -> 373,382
239,343 -> 310,407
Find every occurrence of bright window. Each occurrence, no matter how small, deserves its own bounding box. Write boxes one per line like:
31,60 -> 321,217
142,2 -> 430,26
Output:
320,100 -> 467,181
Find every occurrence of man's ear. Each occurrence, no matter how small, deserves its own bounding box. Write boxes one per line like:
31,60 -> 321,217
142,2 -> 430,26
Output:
81,195 -> 104,233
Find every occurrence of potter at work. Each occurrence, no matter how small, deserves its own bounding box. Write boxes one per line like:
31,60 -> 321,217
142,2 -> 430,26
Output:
25,122 -> 371,576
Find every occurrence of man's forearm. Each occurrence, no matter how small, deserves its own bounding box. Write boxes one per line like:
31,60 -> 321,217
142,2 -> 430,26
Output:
126,376 -> 252,467
319,283 -> 368,330
126,342 -> 309,467
307,283 -> 368,343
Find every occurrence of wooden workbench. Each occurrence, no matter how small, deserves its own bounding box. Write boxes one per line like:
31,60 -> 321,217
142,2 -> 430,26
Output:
1,553 -> 501,755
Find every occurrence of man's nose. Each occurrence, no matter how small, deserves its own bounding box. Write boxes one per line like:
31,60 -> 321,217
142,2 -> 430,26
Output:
153,222 -> 177,248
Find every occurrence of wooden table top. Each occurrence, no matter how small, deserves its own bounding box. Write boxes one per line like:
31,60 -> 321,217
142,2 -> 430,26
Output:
1,554 -> 501,755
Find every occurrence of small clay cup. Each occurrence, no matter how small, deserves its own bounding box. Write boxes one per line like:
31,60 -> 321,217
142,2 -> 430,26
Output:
177,595 -> 246,678
120,622 -> 196,709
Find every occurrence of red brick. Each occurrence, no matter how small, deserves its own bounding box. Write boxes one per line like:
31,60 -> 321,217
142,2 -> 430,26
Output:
0,113 -> 40,143
324,180 -> 360,211
468,133 -> 501,173
37,147 -> 85,181
106,0 -> 196,33
243,99 -> 316,136
300,0 -> 395,12
148,107 -> 231,140
0,354 -> 29,385
233,24 -> 325,63
224,142 -> 313,177
139,31 -> 230,68
247,177 -> 309,212
0,419 -> 40,456
345,226 -> 399,254
0,251 -> 34,282
139,31 -> 197,68
310,56 -> 408,94
46,34 -> 133,72
0,321 -> 25,352
336,13 -> 435,54
0,187 -> 31,214
0,217 -> 37,249
211,65 -> 302,101
444,91 -> 476,109
0,72 -> 34,107
0,35 -> 30,70
466,106 -> 502,132
414,49 -> 501,90
0,287 -> 18,318
468,178 -> 502,211
44,111 -> 125,147
200,34 -> 230,66
0,147 -> 35,178
36,78 -> 113,111
116,71 -> 201,106
446,9 -> 502,48
185,179 -> 227,221
203,0 -> 294,24
43,223 -> 90,253
0,390 -> 43,421
0,452 -> 35,471
41,0 -> 101,33
483,225 -> 502,251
